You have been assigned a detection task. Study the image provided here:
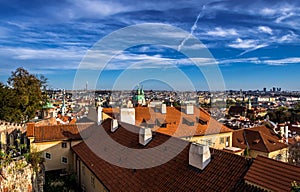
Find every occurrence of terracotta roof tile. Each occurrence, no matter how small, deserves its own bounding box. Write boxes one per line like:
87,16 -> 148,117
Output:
72,118 -> 251,191
134,106 -> 233,137
245,155 -> 300,191
26,123 -> 35,137
232,126 -> 287,153
31,123 -> 93,142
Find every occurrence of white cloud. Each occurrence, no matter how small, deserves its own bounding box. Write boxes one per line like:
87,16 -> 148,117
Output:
238,44 -> 269,56
276,12 -> 294,23
0,47 -> 84,61
207,27 -> 238,37
260,8 -> 276,16
258,26 -> 273,35
215,57 -> 300,66
78,49 -> 218,70
228,38 -> 269,56
277,31 -> 298,43
6,21 -> 27,29
263,57 -> 300,65
228,38 -> 258,49
218,57 -> 261,65
66,0 -> 128,18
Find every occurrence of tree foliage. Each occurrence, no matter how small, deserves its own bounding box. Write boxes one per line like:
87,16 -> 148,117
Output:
266,104 -> 300,124
0,67 -> 47,122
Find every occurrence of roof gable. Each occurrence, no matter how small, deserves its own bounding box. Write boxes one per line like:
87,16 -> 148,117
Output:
134,106 -> 233,137
233,126 -> 287,153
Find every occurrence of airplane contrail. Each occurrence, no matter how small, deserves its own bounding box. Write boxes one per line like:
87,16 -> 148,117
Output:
177,5 -> 206,52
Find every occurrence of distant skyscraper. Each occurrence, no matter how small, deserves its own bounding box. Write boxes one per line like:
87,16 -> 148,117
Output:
263,87 -> 266,92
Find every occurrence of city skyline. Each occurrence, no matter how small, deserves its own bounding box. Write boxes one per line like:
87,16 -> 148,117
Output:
0,0 -> 300,90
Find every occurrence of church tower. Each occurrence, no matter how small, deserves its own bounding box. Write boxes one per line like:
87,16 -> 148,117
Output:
132,85 -> 146,107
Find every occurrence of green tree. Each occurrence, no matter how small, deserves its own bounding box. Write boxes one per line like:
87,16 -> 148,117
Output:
38,74 -> 49,106
0,67 -> 47,122
0,82 -> 22,122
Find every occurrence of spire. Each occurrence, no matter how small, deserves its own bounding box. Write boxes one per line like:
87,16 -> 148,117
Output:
248,96 -> 251,110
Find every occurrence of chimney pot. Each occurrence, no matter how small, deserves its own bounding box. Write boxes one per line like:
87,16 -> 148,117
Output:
111,119 -> 118,132
186,104 -> 194,115
139,127 -> 152,146
120,108 -> 135,125
189,143 -> 211,170
161,104 -> 167,114
97,106 -> 103,125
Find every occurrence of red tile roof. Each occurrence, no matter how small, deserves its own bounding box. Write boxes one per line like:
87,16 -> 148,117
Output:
72,118 -> 251,191
26,123 -> 35,137
28,123 -> 92,142
245,155 -> 300,191
232,126 -> 287,153
134,106 -> 233,137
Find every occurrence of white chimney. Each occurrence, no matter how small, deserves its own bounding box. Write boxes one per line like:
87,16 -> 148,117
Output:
111,119 -> 118,132
110,119 -> 119,132
97,106 -> 102,125
161,104 -> 166,114
139,127 -> 152,146
189,143 -> 211,170
186,104 -> 194,115
120,108 -> 135,125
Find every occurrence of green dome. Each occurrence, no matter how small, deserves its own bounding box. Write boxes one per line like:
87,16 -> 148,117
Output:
132,86 -> 145,102
42,102 -> 55,109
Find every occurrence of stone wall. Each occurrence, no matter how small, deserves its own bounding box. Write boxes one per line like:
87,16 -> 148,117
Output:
0,158 -> 33,191
0,121 -> 25,132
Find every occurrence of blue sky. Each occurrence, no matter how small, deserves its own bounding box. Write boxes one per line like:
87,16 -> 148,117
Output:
0,0 -> 300,91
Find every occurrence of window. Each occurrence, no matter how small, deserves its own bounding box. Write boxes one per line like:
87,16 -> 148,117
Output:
220,137 -> 225,144
276,154 -> 282,161
61,142 -> 67,148
226,136 -> 230,147
61,156 -> 68,164
207,139 -> 212,146
186,136 -> 192,141
91,176 -> 95,188
45,152 -> 51,160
